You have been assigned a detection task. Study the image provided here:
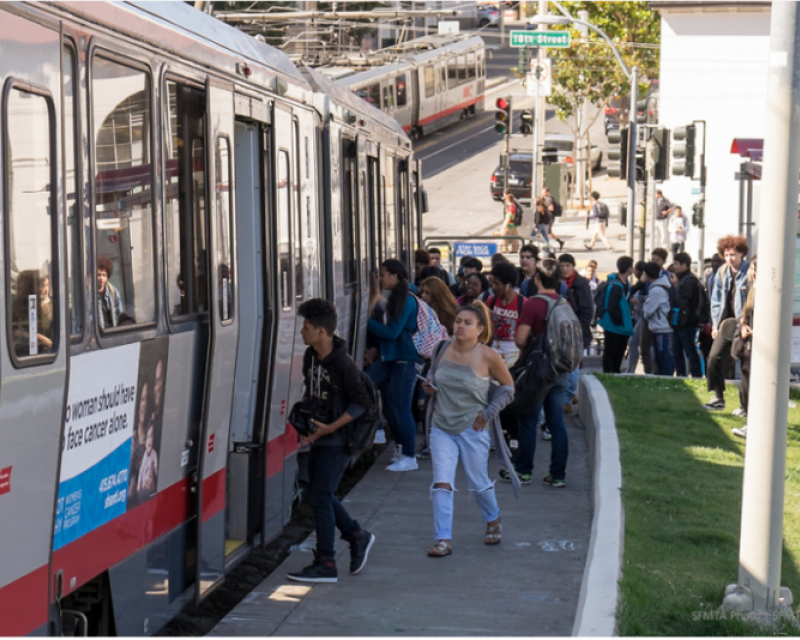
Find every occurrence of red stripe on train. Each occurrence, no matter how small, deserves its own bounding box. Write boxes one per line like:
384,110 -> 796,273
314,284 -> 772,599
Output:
0,565 -> 49,636
418,96 -> 484,128
3,429 -> 299,635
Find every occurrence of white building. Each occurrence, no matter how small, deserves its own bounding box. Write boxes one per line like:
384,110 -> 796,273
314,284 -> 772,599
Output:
652,1 -> 771,260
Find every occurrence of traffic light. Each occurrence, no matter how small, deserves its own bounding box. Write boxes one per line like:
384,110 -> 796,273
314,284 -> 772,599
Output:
636,98 -> 647,125
541,145 -> 558,164
650,127 -> 670,182
692,200 -> 704,227
520,109 -> 533,136
607,127 -> 628,179
495,97 -> 511,135
672,125 -> 696,177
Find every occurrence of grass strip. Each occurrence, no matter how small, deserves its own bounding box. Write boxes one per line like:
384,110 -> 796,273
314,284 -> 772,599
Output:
599,375 -> 800,635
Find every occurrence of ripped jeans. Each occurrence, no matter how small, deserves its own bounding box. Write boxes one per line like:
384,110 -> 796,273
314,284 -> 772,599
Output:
429,425 -> 500,540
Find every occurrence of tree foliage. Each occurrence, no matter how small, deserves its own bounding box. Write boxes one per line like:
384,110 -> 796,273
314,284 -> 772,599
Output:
545,1 -> 660,127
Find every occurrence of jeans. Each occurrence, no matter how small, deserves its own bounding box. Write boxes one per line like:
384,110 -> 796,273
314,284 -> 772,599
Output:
565,366 -> 579,401
673,326 -> 703,378
626,317 -> 642,373
308,445 -> 360,557
739,354 -> 751,411
707,331 -> 734,399
603,331 -> 629,373
515,376 -> 569,479
653,332 -> 675,377
533,223 -> 553,248
429,426 -> 500,540
367,359 -> 420,457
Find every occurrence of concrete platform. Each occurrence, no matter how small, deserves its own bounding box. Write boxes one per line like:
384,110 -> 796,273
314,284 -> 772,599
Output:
210,415 -> 592,637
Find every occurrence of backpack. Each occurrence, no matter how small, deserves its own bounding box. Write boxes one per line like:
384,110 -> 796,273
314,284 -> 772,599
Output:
595,280 -> 633,336
487,293 -> 525,315
551,198 -> 563,217
653,283 -> 687,328
332,371 -> 381,456
412,295 -> 449,359
511,198 -> 524,226
543,295 -> 583,372
696,280 -> 711,326
597,201 -> 610,221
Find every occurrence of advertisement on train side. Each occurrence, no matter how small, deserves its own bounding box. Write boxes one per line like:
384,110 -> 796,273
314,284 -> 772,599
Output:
53,338 -> 169,550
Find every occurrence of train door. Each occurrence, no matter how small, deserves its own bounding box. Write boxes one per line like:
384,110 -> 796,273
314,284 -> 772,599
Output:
398,158 -> 411,267
394,70 -> 412,135
381,79 -> 396,119
195,78 -> 239,603
367,152 -> 383,274
261,104 -> 301,541
437,62 -> 447,126
351,137 -> 370,365
339,136 -> 360,356
0,15 -> 67,636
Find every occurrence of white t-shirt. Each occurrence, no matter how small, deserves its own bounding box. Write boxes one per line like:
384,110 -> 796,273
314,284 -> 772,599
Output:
668,215 -> 689,243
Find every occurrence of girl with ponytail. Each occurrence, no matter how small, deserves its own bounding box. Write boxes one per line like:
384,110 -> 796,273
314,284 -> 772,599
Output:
420,301 -> 514,557
366,259 -> 423,472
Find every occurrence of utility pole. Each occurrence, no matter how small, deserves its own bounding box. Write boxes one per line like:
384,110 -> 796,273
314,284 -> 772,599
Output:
531,0 -> 547,203
626,66 -> 638,257
722,0 -> 799,620
499,4 -> 505,45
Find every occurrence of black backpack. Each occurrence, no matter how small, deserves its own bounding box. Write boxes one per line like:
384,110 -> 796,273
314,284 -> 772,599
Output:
505,297 -> 562,416
551,198 -> 563,217
696,281 -> 711,326
597,201 -> 610,221
594,281 -> 609,321
512,197 -> 524,226
654,283 -> 688,328
332,369 -> 381,456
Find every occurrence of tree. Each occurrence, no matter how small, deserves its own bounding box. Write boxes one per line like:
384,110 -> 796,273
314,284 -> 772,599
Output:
542,1 -> 660,204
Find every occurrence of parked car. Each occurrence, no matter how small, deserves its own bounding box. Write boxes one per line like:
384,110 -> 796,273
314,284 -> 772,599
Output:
490,136 -> 602,201
477,5 -> 499,27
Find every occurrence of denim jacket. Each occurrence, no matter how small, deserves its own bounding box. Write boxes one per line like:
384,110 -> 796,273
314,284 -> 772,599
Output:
710,261 -> 749,329
98,282 -> 123,330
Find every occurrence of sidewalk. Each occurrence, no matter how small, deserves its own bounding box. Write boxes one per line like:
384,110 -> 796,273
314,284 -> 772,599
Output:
209,422 -> 592,637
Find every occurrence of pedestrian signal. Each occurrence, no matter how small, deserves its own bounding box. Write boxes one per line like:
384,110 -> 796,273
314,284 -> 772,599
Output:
520,109 -> 533,136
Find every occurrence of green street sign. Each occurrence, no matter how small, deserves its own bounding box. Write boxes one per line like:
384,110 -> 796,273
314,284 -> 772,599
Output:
510,30 -> 571,49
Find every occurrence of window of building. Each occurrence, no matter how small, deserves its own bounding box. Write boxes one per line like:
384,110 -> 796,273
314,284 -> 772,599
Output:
424,66 -> 435,98
164,80 -> 207,320
396,74 -> 407,107
92,56 -> 156,329
5,86 -> 57,361
216,137 -> 233,322
63,45 -> 83,338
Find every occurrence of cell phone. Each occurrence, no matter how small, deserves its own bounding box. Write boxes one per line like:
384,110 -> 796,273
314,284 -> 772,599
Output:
416,374 -> 437,390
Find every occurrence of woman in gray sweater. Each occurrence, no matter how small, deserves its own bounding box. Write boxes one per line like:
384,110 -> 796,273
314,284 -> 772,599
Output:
421,303 -> 514,557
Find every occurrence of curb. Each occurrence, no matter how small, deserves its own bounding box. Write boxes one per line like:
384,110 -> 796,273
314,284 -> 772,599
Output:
572,374 -> 624,637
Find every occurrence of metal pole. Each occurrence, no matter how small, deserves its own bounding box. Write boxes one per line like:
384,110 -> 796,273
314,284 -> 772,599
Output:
535,0 -> 547,202
504,95 -> 512,192
746,175 -> 754,249
499,5 -> 505,45
626,66 -> 638,257
723,0 -> 800,617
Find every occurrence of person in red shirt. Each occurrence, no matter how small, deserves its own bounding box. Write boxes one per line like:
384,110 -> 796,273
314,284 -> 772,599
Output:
499,259 -> 569,488
487,262 -> 525,366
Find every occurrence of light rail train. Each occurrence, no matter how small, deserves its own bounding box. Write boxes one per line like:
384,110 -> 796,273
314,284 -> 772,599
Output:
319,34 -> 487,140
0,2 -> 423,635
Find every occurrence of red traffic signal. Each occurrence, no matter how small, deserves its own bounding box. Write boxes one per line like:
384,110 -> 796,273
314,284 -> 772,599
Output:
495,97 -> 509,110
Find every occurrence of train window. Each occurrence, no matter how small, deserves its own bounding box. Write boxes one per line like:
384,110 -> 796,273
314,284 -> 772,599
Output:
398,161 -> 409,264
64,45 -> 83,338
293,121 -> 303,299
478,53 -> 485,77
277,150 -> 291,310
216,137 -> 234,322
4,87 -> 57,362
164,80 -> 207,320
440,66 -> 446,93
341,142 -> 357,286
457,55 -> 466,85
447,58 -> 457,90
467,52 -> 476,81
92,56 -> 156,330
361,83 -> 379,107
384,156 -> 396,259
424,66 -> 435,98
396,74 -> 407,108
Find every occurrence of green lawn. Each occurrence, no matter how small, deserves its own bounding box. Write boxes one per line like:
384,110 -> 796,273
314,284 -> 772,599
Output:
599,375 -> 800,635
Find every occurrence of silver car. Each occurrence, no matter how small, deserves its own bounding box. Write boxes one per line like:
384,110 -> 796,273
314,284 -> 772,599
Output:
477,4 -> 499,27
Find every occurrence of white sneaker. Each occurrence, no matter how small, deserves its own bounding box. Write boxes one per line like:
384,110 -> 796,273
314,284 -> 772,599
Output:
391,444 -> 402,463
373,429 -> 386,444
386,455 -> 419,472
732,407 -> 747,417
732,425 -> 748,438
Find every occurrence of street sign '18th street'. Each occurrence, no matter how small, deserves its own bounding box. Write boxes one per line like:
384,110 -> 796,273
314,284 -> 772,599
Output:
510,30 -> 571,48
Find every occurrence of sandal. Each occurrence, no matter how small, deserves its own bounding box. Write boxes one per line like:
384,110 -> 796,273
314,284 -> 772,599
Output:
427,540 -> 452,557
485,520 -> 502,545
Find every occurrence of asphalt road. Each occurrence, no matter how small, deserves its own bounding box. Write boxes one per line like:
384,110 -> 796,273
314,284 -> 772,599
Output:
415,27 -> 610,181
